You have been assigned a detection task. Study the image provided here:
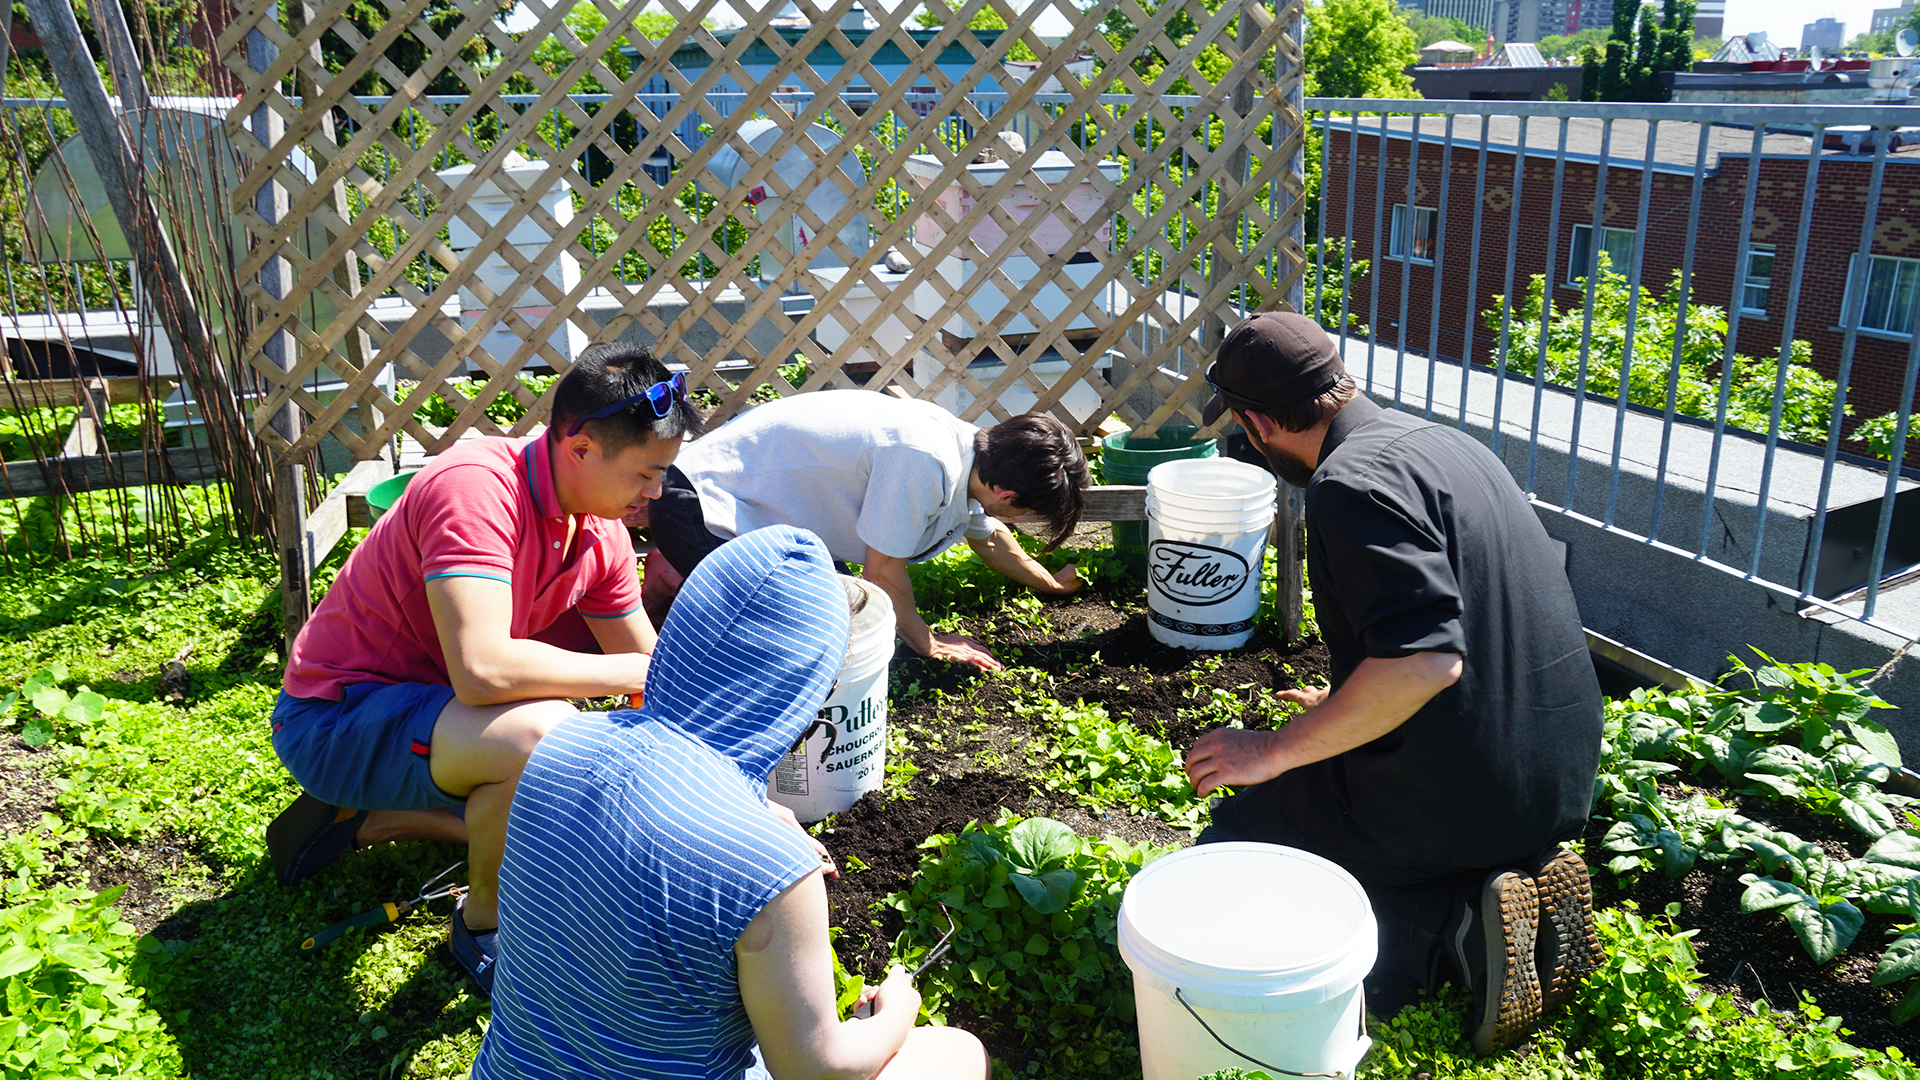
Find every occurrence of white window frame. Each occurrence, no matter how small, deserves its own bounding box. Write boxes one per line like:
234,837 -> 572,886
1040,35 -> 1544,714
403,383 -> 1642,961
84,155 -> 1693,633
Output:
1845,253 -> 1920,338
1567,224 -> 1637,283
1740,244 -> 1774,317
1389,204 -> 1438,263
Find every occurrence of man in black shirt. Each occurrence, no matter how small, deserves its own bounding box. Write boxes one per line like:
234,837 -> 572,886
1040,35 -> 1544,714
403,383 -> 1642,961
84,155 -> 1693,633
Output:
1182,312 -> 1605,1055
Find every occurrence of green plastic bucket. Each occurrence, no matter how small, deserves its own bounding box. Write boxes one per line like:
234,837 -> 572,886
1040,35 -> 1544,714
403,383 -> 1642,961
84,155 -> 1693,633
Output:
1101,426 -> 1217,579
366,470 -> 419,524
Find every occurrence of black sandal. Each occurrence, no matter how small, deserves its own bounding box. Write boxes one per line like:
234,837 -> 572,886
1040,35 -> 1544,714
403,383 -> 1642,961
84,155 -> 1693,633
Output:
266,793 -> 368,887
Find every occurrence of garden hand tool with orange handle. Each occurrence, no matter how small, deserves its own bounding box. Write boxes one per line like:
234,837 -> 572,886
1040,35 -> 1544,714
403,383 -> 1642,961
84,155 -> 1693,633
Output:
297,860 -> 466,954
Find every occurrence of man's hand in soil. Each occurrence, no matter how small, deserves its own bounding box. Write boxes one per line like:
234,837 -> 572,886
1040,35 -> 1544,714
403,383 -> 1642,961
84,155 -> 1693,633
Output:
927,633 -> 1002,672
1186,652 -> 1463,798
1184,727 -> 1289,798
861,550 -> 1003,672
1047,563 -> 1083,594
1276,681 -> 1329,709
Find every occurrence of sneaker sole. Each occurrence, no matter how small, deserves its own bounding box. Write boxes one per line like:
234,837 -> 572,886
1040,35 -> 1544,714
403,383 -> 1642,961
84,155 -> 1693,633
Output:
1533,848 -> 1604,1011
1472,870 -> 1542,1057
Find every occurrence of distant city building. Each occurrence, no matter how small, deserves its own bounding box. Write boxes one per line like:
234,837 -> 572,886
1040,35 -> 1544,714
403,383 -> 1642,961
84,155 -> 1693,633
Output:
1693,0 -> 1726,38
1428,0 -> 1498,30
1871,4 -> 1915,32
1802,16 -> 1846,51
1490,0 -> 1577,42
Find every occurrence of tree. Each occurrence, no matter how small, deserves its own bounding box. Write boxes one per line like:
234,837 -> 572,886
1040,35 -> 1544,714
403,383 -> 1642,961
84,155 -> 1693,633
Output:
1539,26 -> 1609,60
917,0 -> 1036,61
1303,0 -> 1419,99
1579,0 -> 1694,102
1402,10 -> 1485,48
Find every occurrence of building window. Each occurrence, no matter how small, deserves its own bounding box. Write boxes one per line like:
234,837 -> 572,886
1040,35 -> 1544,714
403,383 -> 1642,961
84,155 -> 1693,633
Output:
1567,224 -> 1637,283
1848,253 -> 1920,337
1389,204 -> 1438,262
1740,245 -> 1774,316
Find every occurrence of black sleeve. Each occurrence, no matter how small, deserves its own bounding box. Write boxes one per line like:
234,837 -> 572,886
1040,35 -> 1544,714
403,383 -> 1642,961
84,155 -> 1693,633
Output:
1312,478 -> 1466,659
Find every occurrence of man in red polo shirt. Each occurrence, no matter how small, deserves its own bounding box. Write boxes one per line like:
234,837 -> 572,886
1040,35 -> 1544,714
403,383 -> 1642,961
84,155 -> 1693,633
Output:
266,343 -> 701,994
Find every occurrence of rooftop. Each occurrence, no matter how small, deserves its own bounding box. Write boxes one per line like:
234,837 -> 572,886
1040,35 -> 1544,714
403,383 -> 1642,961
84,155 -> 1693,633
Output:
1321,114 -> 1920,172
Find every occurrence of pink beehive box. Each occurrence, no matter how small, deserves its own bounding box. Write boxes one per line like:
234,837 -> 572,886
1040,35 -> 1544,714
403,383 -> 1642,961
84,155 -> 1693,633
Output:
904,150 -> 1124,260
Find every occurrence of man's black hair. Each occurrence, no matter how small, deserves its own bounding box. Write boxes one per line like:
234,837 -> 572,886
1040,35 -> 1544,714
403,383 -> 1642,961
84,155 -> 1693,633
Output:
974,413 -> 1088,550
1244,374 -> 1359,434
549,342 -> 705,450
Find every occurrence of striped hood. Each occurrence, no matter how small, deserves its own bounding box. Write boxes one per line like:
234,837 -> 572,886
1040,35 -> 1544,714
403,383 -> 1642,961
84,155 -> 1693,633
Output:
644,525 -> 849,785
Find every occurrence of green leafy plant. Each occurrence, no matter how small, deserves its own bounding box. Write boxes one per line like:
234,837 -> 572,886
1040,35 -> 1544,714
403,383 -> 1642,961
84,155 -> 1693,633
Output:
1740,742 -> 1905,838
1601,780 -> 1736,878
1857,410 -> 1918,464
1489,264 -> 1845,445
3,666 -> 106,748
886,814 -> 1172,1078
0,885 -> 183,1079
1035,698 -> 1211,832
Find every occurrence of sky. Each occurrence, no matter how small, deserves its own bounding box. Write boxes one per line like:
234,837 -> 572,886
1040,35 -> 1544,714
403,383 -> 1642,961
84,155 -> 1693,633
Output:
1723,0 -> 1884,49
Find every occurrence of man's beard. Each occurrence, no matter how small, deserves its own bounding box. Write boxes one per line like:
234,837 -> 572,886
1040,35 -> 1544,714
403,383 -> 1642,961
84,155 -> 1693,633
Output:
1260,444 -> 1316,489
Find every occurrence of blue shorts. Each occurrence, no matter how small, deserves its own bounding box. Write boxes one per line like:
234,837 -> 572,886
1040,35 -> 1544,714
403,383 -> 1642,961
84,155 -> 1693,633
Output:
272,682 -> 465,815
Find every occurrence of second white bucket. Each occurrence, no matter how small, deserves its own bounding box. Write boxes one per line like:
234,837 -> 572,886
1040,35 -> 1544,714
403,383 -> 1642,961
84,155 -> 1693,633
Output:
768,575 -> 896,822
1119,843 -> 1377,1080
1145,458 -> 1275,650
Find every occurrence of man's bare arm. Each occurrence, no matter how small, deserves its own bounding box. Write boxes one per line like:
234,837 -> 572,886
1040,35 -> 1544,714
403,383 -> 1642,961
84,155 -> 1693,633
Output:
427,577 -> 653,706
1184,651 -> 1462,797
860,549 -> 1001,672
965,521 -> 1080,596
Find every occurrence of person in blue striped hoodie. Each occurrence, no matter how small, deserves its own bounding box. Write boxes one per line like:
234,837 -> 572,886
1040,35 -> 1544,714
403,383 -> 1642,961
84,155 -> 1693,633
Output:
473,525 -> 987,1080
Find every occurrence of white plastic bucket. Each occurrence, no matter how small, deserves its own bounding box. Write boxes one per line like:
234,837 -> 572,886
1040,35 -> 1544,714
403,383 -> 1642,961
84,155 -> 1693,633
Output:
1145,458 -> 1278,509
1144,493 -> 1274,530
767,576 -> 896,822
1119,843 -> 1377,1080
1145,459 -> 1275,650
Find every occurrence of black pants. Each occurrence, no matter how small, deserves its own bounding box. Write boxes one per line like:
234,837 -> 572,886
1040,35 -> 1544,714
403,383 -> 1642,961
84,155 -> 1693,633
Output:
649,466 -> 726,577
1198,794 -> 1493,1016
648,468 -> 857,580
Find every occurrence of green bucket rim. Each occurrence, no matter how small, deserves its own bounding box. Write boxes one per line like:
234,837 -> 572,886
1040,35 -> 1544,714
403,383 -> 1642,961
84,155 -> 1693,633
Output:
367,470 -> 420,520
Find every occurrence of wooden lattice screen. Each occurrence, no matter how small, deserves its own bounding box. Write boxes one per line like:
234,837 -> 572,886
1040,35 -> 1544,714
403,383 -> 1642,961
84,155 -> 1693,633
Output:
217,0 -> 1306,468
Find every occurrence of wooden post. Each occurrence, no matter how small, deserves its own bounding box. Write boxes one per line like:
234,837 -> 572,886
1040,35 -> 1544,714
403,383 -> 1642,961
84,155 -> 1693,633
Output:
1275,0 -> 1309,646
242,22 -> 313,647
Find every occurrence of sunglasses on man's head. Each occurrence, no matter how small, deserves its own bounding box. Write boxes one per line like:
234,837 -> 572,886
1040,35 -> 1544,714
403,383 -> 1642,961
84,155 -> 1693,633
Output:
1204,363 -> 1270,412
567,372 -> 689,437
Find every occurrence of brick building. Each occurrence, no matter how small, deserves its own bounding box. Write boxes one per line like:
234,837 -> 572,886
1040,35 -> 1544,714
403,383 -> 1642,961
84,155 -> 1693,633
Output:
1320,117 -> 1920,433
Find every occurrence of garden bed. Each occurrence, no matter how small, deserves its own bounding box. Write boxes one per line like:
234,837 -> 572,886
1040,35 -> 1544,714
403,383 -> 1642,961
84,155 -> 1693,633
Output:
3,501 -> 1920,1079
802,564 -> 1920,1075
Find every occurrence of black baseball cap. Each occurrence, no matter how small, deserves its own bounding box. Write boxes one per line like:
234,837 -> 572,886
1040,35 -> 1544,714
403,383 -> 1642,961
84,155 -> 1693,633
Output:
1201,312 -> 1347,426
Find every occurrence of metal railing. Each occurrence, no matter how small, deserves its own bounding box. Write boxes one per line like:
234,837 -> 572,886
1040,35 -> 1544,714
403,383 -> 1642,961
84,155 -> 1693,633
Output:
1307,97 -> 1919,640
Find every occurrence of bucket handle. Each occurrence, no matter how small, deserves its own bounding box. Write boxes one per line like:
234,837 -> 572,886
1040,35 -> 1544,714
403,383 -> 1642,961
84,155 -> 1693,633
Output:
1173,987 -> 1359,1079
787,719 -> 839,763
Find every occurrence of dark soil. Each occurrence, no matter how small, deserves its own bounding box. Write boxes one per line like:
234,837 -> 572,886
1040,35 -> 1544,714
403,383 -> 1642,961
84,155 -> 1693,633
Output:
0,733 -> 195,934
1583,778 -> 1916,1056
810,569 -> 1920,1070
4,530 -> 1918,1072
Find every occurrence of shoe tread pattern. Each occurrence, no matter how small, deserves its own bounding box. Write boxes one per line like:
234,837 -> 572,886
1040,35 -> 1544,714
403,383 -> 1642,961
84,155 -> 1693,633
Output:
1533,849 -> 1604,1011
1474,871 -> 1542,1057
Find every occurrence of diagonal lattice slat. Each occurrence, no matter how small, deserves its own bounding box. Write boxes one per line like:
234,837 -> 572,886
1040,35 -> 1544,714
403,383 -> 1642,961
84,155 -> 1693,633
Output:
217,0 -> 1305,460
